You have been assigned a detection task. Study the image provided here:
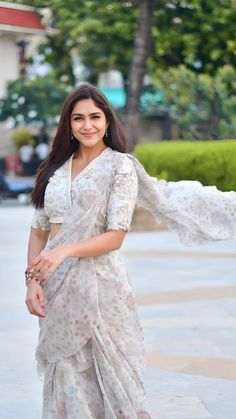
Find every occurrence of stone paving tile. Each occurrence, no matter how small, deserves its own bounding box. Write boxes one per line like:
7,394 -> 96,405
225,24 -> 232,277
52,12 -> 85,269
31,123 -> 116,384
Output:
137,298 -> 236,360
0,401 -> 42,419
124,256 -> 236,295
145,367 -> 236,419
123,230 -> 236,254
202,399 -> 236,419
153,396 -> 212,418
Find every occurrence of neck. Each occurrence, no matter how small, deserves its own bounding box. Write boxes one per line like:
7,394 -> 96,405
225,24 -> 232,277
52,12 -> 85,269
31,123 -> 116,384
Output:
74,143 -> 107,161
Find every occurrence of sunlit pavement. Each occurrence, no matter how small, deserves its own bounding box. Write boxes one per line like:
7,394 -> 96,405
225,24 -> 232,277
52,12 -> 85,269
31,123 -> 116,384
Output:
0,203 -> 236,419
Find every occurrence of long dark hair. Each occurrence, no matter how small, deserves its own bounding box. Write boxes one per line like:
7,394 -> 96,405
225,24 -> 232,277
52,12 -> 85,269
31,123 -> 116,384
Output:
32,83 -> 127,207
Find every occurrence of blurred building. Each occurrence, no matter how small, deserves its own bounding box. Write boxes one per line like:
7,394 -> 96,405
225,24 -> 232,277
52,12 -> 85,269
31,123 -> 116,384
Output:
98,70 -> 126,109
0,1 -> 45,98
0,2 -> 46,157
98,70 -> 175,140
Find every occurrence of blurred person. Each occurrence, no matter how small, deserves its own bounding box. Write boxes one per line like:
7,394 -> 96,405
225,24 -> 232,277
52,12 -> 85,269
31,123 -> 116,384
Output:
34,141 -> 50,173
35,141 -> 50,163
25,83 -> 236,419
4,153 -> 22,176
19,143 -> 34,176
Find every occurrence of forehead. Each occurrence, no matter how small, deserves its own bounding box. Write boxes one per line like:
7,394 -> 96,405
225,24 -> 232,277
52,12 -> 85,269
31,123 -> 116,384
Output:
72,98 -> 103,115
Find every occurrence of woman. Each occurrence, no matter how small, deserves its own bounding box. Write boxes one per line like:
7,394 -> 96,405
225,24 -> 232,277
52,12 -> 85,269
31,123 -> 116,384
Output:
25,83 -> 236,419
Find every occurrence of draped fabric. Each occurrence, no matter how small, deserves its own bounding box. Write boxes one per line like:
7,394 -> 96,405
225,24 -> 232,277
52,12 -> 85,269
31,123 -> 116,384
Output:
128,154 -> 236,245
34,148 -> 236,418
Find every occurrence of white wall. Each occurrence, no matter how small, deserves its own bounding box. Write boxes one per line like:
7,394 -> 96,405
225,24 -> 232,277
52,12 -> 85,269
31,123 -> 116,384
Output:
0,32 -> 19,97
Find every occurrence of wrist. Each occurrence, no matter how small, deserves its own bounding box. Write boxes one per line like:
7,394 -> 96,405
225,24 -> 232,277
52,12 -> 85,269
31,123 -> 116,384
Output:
26,277 -> 40,287
25,269 -> 42,287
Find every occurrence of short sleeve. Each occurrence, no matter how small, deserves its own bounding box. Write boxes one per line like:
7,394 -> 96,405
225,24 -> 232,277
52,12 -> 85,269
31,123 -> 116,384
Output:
31,207 -> 51,231
106,157 -> 138,231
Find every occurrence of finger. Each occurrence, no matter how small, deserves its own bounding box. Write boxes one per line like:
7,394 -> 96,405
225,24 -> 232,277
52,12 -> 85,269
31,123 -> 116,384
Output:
27,254 -> 41,271
33,259 -> 52,277
32,304 -> 46,318
27,262 -> 50,283
28,252 -> 50,274
25,297 -> 46,318
33,307 -> 46,318
29,260 -> 45,274
38,262 -> 51,275
38,261 -> 57,281
25,299 -> 34,314
35,265 -> 51,283
38,288 -> 46,312
42,265 -> 56,281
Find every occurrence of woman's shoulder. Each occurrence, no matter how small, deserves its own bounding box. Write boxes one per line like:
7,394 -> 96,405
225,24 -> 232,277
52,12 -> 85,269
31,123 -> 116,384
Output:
108,149 -> 135,173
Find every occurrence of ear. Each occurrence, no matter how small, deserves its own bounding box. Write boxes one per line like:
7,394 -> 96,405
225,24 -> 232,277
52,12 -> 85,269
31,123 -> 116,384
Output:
106,120 -> 110,129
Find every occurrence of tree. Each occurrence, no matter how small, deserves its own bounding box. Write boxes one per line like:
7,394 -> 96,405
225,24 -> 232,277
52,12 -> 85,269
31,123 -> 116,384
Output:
0,76 -> 68,129
125,0 -> 157,150
153,65 -> 236,139
16,0 -> 137,85
17,0 -> 236,79
150,0 -> 236,76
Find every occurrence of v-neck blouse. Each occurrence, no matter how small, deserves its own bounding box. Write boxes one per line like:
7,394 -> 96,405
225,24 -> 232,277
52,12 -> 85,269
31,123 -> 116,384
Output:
44,147 -> 111,225
31,147 -> 139,232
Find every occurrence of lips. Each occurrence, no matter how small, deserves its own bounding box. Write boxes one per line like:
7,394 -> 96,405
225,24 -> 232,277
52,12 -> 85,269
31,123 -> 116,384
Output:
81,132 -> 97,137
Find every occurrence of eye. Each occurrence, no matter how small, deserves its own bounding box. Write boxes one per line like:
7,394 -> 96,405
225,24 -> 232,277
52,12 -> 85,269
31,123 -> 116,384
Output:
91,115 -> 100,119
73,116 -> 83,121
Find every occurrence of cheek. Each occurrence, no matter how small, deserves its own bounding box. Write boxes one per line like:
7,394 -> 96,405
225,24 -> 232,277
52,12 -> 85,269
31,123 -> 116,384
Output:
71,121 -> 82,131
97,119 -> 107,130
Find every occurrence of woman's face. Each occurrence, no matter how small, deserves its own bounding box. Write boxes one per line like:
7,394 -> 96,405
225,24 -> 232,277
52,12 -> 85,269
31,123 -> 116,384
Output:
70,98 -> 108,149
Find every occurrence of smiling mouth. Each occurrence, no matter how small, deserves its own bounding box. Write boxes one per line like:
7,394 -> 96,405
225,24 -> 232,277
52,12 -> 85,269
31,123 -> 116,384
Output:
81,132 -> 96,137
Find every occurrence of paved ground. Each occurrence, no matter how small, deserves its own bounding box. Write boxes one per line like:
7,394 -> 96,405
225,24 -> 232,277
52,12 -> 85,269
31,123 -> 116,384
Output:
0,202 -> 236,419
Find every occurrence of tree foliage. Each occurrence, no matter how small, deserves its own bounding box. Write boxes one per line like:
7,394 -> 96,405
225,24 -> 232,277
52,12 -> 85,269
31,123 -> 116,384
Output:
151,0 -> 236,75
16,0 -> 138,84
153,65 -> 236,139
10,0 -> 236,146
0,76 -> 68,128
16,0 -> 236,83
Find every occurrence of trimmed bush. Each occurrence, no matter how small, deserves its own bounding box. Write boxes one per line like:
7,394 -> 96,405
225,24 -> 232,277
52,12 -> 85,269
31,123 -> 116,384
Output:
134,140 -> 236,191
12,128 -> 34,149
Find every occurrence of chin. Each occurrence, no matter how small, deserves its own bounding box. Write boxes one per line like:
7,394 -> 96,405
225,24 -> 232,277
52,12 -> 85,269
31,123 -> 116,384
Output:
84,140 -> 103,147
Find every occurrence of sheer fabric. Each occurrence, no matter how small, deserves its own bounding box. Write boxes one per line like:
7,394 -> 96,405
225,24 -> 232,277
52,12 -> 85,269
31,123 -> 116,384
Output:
128,154 -> 236,245
36,150 -> 148,418
32,147 -> 236,418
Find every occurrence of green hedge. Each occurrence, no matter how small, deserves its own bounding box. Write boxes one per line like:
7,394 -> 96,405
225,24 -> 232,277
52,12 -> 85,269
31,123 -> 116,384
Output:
134,140 -> 236,191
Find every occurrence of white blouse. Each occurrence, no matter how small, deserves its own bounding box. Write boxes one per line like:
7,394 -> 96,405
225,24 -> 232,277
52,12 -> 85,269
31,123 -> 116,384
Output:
31,148 -> 138,232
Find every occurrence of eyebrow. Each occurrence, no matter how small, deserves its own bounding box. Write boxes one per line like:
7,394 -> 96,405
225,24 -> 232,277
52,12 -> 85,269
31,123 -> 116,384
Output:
71,111 -> 102,117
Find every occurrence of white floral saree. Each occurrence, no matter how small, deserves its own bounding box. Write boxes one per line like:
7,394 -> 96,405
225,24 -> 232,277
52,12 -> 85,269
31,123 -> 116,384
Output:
32,147 -> 236,418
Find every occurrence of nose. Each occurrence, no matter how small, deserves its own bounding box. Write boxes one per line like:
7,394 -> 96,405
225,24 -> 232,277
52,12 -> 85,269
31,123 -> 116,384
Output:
83,118 -> 92,130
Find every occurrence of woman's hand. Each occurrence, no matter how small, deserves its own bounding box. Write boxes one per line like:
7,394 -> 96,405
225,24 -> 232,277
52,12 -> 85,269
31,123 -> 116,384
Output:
26,244 -> 70,283
25,280 -> 46,318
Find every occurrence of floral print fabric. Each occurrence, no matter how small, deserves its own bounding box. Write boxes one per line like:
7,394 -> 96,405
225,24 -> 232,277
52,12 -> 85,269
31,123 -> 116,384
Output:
128,154 -> 236,245
32,147 -> 236,418
35,149 -> 149,418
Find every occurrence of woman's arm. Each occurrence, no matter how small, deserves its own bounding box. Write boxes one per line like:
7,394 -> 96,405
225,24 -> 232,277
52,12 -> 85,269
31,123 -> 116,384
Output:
66,229 -> 126,257
27,229 -> 126,282
27,156 -> 138,282
27,227 -> 50,264
25,228 -> 50,318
